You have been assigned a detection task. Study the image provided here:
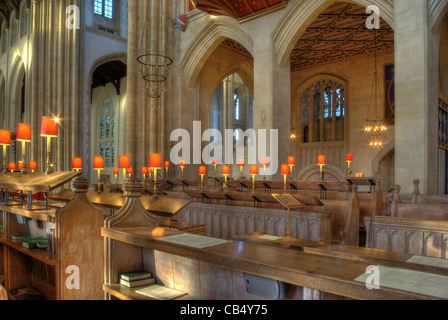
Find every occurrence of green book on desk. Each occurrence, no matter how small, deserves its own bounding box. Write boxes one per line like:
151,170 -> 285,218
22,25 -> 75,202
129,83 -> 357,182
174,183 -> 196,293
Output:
120,277 -> 155,288
120,270 -> 153,281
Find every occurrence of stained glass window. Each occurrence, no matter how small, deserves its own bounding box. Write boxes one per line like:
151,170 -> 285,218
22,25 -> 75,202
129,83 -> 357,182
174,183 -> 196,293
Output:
299,79 -> 346,143
98,96 -> 115,167
234,92 -> 240,121
94,0 -> 113,19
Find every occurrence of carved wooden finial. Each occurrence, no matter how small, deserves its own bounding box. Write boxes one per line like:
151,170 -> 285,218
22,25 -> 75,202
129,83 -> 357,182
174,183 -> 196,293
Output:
122,177 -> 144,197
72,176 -> 90,193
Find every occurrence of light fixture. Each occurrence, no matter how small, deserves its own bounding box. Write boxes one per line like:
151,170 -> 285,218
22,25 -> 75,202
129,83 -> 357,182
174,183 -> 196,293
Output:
127,166 -> 134,177
8,162 -> 16,172
346,154 -> 353,177
29,161 -> 37,173
164,161 -> 170,178
40,116 -> 58,175
149,153 -> 162,197
119,155 -> 130,182
222,165 -> 230,191
72,157 -> 83,172
94,157 -> 104,191
288,157 -> 295,181
290,128 -> 297,141
142,167 -> 148,186
0,130 -> 11,174
238,159 -> 244,180
250,165 -> 258,193
16,123 -> 31,174
18,161 -> 23,172
318,156 -> 326,181
199,166 -> 207,191
113,168 -> 119,185
261,157 -> 269,181
212,159 -> 218,178
364,30 -> 388,148
281,165 -> 290,193
179,160 -> 186,179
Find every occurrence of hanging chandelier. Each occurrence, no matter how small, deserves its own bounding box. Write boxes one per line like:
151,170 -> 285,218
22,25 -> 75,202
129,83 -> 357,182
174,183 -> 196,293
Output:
364,30 -> 388,148
137,53 -> 173,99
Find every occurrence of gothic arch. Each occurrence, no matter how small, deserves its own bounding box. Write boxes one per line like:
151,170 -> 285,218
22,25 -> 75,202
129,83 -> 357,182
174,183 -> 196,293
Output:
429,0 -> 448,31
8,55 -> 26,128
181,19 -> 254,88
297,163 -> 346,182
272,0 -> 395,67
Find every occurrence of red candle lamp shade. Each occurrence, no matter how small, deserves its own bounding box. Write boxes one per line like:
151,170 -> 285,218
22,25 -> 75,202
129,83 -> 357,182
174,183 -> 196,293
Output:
94,157 -> 104,170
222,165 -> 230,175
119,155 -> 130,169
179,160 -> 186,167
213,160 -> 218,166
18,161 -> 23,171
164,161 -> 170,168
318,156 -> 326,166
0,130 -> 11,145
238,159 -> 245,166
250,165 -> 258,175
127,166 -> 133,175
199,166 -> 207,176
261,157 -> 269,166
281,165 -> 290,176
8,162 -> 16,171
29,161 -> 37,171
72,157 -> 83,171
16,123 -> 32,142
141,167 -> 148,175
346,154 -> 353,162
149,153 -> 162,169
40,117 -> 58,138
113,168 -> 119,175
288,157 -> 295,166
148,168 -> 154,174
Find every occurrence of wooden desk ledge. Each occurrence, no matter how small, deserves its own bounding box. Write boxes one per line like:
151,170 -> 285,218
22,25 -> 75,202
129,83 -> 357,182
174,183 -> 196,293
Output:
103,283 -> 196,301
101,227 -> 447,300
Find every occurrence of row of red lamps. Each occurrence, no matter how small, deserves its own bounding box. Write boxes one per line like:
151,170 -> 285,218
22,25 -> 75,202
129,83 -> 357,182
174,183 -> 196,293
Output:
0,116 -> 58,174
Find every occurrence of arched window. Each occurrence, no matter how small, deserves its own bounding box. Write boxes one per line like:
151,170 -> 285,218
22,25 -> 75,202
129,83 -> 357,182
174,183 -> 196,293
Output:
98,96 -> 115,167
94,0 -> 114,19
299,78 -> 346,143
234,91 -> 240,121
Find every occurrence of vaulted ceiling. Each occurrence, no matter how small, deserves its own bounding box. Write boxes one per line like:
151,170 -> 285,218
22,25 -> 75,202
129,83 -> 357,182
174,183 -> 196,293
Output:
219,2 -> 394,71
193,0 -> 289,23
0,0 -> 23,27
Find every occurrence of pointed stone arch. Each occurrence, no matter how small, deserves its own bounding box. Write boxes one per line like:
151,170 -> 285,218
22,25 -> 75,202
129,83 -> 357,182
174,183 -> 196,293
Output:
181,19 -> 254,88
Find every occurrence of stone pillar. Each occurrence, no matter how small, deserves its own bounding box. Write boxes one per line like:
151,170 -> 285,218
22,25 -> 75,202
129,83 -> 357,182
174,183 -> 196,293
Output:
126,0 -> 138,167
394,0 -> 440,194
252,30 -> 290,177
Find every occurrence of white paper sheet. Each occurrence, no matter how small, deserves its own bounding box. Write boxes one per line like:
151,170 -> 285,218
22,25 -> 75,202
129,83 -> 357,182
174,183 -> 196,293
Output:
406,255 -> 448,269
258,235 -> 283,241
157,233 -> 231,249
355,265 -> 448,299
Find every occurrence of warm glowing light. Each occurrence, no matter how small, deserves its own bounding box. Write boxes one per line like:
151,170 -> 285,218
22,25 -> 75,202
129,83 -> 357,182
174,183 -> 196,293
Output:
16,123 -> 32,142
8,162 -> 16,171
127,167 -> 134,175
18,161 -> 23,171
94,157 -> 104,170
113,168 -> 119,175
288,157 -> 295,166
164,161 -> 170,168
199,166 -> 207,176
281,165 -> 290,175
212,159 -> 218,165
261,157 -> 269,166
119,155 -> 130,169
149,153 -> 162,169
238,159 -> 245,166
346,154 -> 353,162
72,157 -> 83,171
40,117 -> 58,138
318,156 -> 326,166
29,161 -> 37,171
179,160 -> 186,167
222,165 -> 230,175
250,165 -> 258,175
0,130 -> 11,145
141,167 -> 148,174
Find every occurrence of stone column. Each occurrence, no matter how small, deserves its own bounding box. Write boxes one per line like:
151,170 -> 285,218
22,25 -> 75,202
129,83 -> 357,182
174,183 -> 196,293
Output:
394,0 -> 440,194
252,29 -> 291,177
126,0 -> 138,167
